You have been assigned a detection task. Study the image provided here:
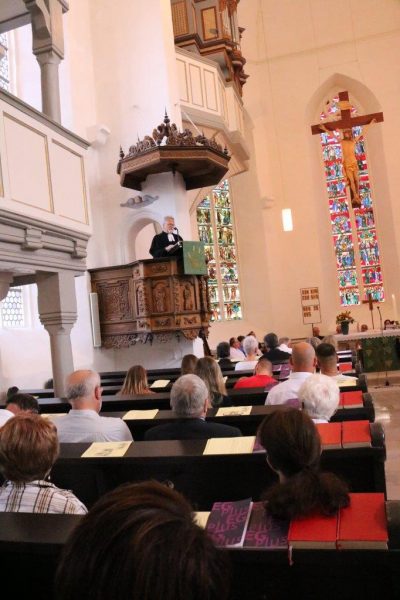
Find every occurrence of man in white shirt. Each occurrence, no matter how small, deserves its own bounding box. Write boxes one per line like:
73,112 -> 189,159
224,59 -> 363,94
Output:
278,336 -> 293,355
51,370 -> 132,443
229,337 -> 246,360
315,343 -> 358,384
265,342 -> 316,405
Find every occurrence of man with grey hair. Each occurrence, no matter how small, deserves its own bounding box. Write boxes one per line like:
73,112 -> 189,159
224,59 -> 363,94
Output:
149,215 -> 183,258
50,370 -> 132,443
235,335 -> 259,371
144,374 -> 241,440
265,342 -> 316,406
278,336 -> 292,355
298,373 -> 340,423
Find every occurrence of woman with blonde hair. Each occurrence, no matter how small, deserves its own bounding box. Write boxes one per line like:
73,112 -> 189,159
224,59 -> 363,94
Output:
118,365 -> 154,396
195,357 -> 230,408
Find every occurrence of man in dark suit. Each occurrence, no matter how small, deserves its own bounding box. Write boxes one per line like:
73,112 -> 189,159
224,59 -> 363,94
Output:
149,215 -> 183,258
262,332 -> 291,363
144,374 -> 242,441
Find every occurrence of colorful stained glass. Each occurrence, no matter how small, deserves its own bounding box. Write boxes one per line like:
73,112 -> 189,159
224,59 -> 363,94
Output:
319,95 -> 384,306
0,33 -> 10,92
196,180 -> 242,321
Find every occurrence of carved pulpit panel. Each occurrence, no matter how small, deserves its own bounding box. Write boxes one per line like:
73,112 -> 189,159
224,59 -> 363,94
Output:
90,258 -> 211,348
97,279 -> 133,322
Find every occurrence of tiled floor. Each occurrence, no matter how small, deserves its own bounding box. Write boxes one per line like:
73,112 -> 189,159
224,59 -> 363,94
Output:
369,376 -> 400,499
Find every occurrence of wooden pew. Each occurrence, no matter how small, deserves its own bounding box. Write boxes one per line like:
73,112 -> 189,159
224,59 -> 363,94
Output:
50,422 -> 386,510
102,394 -> 376,440
1,499 -> 398,600
228,501 -> 400,600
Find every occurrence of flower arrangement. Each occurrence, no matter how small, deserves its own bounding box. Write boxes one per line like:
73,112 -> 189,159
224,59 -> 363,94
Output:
336,310 -> 355,324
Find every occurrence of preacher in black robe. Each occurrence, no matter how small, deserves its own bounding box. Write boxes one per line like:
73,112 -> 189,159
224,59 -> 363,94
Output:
149,216 -> 183,258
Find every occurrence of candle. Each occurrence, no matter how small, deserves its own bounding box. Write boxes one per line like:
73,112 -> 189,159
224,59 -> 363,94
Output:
392,293 -> 399,322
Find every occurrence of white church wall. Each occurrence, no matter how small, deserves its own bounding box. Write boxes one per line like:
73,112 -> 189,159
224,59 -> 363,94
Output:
238,0 -> 400,338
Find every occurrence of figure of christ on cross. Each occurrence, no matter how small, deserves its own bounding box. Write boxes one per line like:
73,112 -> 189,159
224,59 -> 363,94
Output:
311,91 -> 383,208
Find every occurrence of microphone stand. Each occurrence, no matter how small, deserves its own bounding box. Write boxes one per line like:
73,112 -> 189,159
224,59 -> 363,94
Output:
377,306 -> 390,386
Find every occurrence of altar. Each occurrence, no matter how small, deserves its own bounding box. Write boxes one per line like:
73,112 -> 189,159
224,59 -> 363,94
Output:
334,330 -> 400,372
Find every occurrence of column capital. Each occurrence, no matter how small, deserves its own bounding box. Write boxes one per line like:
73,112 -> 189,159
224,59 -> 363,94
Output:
35,50 -> 62,67
23,0 -> 65,58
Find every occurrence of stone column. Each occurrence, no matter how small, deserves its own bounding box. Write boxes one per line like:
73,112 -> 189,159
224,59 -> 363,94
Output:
37,271 -> 77,397
23,0 -> 66,123
36,50 -> 62,123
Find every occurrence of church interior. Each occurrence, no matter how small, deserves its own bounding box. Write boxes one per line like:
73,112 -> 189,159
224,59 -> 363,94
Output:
0,0 -> 400,597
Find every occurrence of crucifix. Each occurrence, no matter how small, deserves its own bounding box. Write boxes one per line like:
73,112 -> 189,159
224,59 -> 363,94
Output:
311,91 -> 384,208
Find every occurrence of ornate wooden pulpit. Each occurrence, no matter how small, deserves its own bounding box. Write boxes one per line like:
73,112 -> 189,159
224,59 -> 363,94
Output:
89,258 -> 211,348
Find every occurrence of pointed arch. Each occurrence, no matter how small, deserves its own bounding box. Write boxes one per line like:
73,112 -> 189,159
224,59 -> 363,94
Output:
306,75 -> 387,306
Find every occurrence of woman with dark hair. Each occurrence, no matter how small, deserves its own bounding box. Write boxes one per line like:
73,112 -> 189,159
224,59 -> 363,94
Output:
56,481 -> 229,600
118,365 -> 154,396
216,341 -> 235,370
195,356 -> 230,407
258,408 -> 349,520
181,354 -> 198,375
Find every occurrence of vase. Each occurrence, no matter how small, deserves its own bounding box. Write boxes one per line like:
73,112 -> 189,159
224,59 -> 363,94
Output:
340,321 -> 350,335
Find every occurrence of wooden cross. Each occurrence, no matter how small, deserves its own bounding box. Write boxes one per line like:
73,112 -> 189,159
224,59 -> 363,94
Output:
310,90 -> 384,135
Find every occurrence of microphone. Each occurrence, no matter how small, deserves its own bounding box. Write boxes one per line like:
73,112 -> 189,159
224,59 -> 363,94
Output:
174,227 -> 182,247
377,305 -> 383,331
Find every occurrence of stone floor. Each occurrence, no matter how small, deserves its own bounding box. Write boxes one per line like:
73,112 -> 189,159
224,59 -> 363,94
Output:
368,373 -> 400,499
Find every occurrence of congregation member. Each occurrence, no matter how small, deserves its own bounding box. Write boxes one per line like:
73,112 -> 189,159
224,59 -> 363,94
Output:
321,335 -> 338,350
316,343 -> 357,383
51,370 -> 132,443
216,341 -> 235,369
229,336 -> 245,360
144,374 -> 241,441
258,409 -> 349,519
0,393 -> 39,427
305,336 -> 322,351
0,414 -> 87,514
55,481 -> 229,600
298,374 -> 340,423
278,336 -> 292,354
262,333 -> 291,362
181,354 -> 198,375
237,335 -> 245,352
312,326 -> 324,340
195,357 -> 230,407
247,331 -> 262,354
234,358 -> 277,389
118,365 -> 155,396
265,342 -> 316,406
234,335 -> 259,371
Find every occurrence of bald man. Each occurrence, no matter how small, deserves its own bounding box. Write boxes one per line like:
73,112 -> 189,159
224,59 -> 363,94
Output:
265,342 -> 317,406
51,370 -> 132,443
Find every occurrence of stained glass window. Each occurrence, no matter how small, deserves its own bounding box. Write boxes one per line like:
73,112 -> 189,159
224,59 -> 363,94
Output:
196,180 -> 242,321
0,287 -> 25,328
0,33 -> 10,92
320,97 -> 384,306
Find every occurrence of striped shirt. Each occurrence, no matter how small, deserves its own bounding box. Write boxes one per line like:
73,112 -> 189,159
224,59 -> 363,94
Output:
0,480 -> 87,514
